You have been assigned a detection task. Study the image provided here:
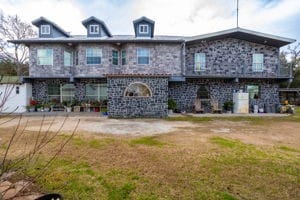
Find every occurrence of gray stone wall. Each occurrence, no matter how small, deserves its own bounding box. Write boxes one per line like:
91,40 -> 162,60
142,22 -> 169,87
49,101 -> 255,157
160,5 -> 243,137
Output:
29,43 -> 182,78
169,79 -> 280,112
29,44 -> 73,77
186,38 -> 280,77
108,77 -> 168,118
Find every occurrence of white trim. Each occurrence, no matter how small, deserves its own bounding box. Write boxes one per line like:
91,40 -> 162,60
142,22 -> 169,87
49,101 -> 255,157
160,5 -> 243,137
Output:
124,82 -> 152,97
139,24 -> 149,34
89,24 -> 99,34
41,25 -> 50,35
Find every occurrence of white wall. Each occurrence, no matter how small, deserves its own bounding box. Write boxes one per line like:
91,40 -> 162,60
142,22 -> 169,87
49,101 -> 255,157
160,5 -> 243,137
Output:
0,83 -> 32,113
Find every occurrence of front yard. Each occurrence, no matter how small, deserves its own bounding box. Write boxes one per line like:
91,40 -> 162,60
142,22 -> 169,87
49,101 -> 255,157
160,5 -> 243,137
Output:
0,110 -> 299,199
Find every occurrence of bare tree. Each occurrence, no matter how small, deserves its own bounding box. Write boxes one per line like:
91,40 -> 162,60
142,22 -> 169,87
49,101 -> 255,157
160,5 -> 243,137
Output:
0,13 -> 36,76
287,43 -> 300,71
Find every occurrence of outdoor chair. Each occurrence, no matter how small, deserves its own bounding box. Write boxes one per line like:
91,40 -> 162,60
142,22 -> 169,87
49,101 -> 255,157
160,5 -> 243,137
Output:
211,100 -> 222,114
193,98 -> 204,113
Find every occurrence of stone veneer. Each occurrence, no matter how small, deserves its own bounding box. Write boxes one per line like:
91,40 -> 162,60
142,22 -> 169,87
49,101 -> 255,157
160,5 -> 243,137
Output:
169,78 -> 280,112
107,77 -> 168,118
185,38 -> 280,78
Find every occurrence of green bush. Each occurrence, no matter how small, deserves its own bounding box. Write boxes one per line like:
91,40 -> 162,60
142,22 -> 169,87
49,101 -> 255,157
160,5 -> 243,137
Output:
168,99 -> 177,110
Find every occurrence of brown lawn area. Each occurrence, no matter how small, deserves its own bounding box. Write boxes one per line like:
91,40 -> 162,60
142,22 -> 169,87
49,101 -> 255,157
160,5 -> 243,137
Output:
0,111 -> 299,200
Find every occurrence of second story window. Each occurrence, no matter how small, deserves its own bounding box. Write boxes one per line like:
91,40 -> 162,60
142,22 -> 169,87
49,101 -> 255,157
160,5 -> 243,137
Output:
64,51 -> 73,66
121,50 -> 126,65
89,24 -> 99,34
252,53 -> 264,72
194,53 -> 206,71
37,49 -> 53,66
137,48 -> 150,65
112,50 -> 119,65
41,25 -> 50,35
86,48 -> 102,65
139,24 -> 149,34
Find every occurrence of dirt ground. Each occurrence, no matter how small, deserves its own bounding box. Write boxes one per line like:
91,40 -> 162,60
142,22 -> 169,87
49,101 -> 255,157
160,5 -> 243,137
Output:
0,115 -> 299,148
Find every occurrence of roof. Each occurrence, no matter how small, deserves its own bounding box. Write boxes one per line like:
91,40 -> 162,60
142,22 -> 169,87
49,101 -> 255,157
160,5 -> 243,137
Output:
9,35 -> 184,44
186,27 -> 296,47
32,17 -> 70,37
82,16 -> 112,37
133,16 -> 155,24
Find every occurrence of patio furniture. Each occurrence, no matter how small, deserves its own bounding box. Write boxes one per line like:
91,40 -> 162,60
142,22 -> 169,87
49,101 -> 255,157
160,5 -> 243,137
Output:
193,98 -> 204,113
211,100 -> 222,114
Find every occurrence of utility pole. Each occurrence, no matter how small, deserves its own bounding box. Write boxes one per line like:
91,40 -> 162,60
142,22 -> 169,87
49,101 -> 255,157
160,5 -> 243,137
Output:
237,0 -> 239,27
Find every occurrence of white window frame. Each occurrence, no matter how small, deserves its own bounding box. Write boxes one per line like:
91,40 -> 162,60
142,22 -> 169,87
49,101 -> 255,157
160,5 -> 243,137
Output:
252,53 -> 264,72
61,84 -> 75,102
64,51 -> 73,67
41,25 -> 50,35
86,48 -> 102,65
194,53 -> 206,71
139,24 -> 149,34
89,24 -> 99,34
137,48 -> 150,65
37,49 -> 53,66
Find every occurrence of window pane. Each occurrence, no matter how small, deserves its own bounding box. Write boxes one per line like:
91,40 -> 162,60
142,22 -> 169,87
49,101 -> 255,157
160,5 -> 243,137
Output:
125,83 -> 151,97
37,49 -> 53,65
61,84 -> 75,96
64,51 -> 72,66
121,50 -> 126,65
86,84 -> 97,96
112,50 -> 119,65
48,84 -> 60,95
247,85 -> 259,99
86,48 -> 102,64
253,54 -> 264,71
194,53 -> 205,71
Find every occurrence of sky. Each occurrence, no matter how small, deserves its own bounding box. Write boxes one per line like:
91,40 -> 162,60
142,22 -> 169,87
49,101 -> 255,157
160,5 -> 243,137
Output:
0,0 -> 299,47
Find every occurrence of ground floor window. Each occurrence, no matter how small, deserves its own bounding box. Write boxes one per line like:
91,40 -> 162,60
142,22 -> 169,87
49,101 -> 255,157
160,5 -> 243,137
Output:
246,85 -> 260,99
124,82 -> 152,97
47,84 -> 75,102
85,84 -> 107,101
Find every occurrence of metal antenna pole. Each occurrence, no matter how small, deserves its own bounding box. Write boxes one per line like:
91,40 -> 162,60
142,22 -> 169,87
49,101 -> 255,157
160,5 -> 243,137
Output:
237,0 -> 239,27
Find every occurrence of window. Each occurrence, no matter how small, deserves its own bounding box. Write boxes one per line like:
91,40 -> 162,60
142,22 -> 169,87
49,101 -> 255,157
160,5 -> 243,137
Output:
86,48 -> 102,64
48,84 -> 60,101
37,49 -> 53,66
194,53 -> 206,71
124,82 -> 152,97
137,48 -> 150,65
246,85 -> 260,99
197,85 -> 209,99
139,24 -> 149,34
86,84 -> 107,101
112,50 -> 119,65
64,51 -> 73,66
61,84 -> 75,102
252,53 -> 264,72
41,25 -> 50,34
121,50 -> 126,65
89,24 -> 99,34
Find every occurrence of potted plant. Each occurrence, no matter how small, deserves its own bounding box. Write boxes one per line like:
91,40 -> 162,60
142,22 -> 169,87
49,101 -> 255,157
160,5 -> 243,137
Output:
43,102 -> 51,112
168,99 -> 177,114
63,101 -> 72,112
92,101 -> 100,112
36,103 -> 43,112
223,101 -> 234,113
101,107 -> 108,116
28,99 -> 38,112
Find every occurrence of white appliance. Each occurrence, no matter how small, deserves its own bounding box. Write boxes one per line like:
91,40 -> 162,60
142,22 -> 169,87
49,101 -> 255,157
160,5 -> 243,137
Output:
233,92 -> 249,114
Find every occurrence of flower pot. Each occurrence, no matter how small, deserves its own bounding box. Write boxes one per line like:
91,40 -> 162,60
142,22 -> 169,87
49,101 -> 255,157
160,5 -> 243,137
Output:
258,108 -> 264,113
37,108 -> 43,112
44,107 -> 50,112
66,107 -> 72,112
168,109 -> 173,115
29,107 -> 35,112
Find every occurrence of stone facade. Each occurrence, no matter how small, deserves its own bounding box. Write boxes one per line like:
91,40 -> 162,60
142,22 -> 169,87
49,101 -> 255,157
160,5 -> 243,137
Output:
29,42 -> 182,77
185,38 -> 281,78
169,78 -> 280,112
107,77 -> 168,118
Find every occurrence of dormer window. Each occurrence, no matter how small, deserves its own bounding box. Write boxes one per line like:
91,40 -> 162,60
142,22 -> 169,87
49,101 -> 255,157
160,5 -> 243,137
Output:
41,25 -> 50,35
89,24 -> 99,34
139,24 -> 149,34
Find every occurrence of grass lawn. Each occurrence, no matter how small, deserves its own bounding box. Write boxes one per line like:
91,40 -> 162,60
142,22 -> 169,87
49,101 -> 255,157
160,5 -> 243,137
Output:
0,108 -> 299,199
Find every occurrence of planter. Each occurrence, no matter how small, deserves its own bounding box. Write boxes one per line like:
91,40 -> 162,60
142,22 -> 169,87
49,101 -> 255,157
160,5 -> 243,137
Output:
168,109 -> 173,115
258,108 -> 264,113
37,108 -> 43,112
66,107 -> 72,112
102,111 -> 108,116
29,107 -> 35,112
44,107 -> 50,112
94,107 -> 100,112
73,106 -> 81,112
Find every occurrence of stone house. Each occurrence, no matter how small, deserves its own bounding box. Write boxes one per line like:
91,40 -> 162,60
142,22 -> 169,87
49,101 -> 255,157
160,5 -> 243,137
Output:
10,16 -> 295,117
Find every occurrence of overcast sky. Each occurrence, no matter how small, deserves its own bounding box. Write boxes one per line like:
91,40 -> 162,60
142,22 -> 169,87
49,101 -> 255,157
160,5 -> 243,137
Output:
0,0 -> 299,45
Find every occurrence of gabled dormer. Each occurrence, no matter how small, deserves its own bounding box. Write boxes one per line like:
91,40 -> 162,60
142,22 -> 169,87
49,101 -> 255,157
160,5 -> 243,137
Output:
32,17 -> 70,38
133,16 -> 155,38
82,16 -> 112,38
